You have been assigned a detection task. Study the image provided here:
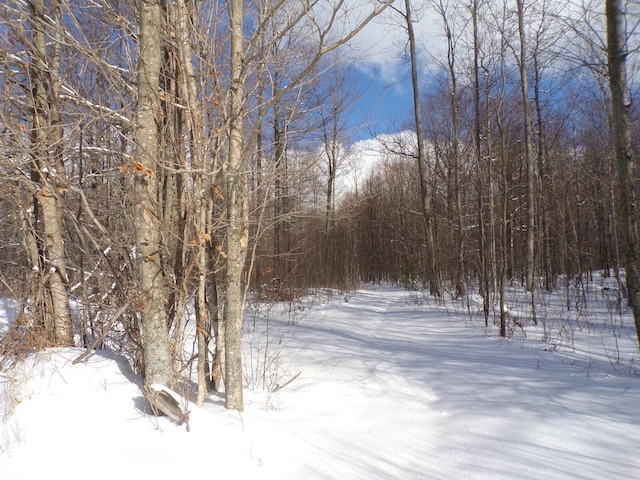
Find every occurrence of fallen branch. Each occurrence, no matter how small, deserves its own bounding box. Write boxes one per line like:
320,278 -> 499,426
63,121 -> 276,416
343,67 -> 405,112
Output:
271,371 -> 301,393
146,384 -> 191,430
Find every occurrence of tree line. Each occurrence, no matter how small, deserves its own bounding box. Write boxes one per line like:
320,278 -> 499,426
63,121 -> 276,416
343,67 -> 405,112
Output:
0,0 -> 638,413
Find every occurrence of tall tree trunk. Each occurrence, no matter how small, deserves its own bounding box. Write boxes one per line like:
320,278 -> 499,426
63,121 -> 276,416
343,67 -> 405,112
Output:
225,0 -> 247,411
29,0 -> 73,346
321,93 -> 340,286
135,0 -> 174,389
496,10 -> 509,337
405,0 -> 440,297
516,0 -> 537,323
532,50 -> 553,291
173,0 -> 213,407
435,0 -> 465,298
273,86 -> 285,277
606,0 -> 640,347
497,112 -> 509,338
472,0 -> 489,325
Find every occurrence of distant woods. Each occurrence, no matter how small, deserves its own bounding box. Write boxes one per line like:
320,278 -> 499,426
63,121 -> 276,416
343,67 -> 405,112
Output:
0,0 -> 639,408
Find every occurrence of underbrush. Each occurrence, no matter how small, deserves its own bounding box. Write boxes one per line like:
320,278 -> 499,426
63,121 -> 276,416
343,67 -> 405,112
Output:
452,273 -> 639,376
242,286 -> 311,409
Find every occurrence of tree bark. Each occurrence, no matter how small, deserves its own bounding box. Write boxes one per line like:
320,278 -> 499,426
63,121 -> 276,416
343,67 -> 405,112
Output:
29,0 -> 74,346
496,4 -> 510,337
225,0 -> 247,411
135,0 -> 175,389
606,0 -> 640,348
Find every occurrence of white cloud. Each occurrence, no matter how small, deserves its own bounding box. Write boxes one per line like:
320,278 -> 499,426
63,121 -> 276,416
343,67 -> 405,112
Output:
338,130 -> 417,195
347,2 -> 446,85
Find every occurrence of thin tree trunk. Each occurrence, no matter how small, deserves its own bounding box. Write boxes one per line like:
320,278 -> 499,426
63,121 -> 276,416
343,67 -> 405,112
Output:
405,0 -> 440,297
472,0 -> 489,325
321,96 -> 339,286
533,51 -> 553,291
606,0 -> 640,348
208,266 -> 224,392
437,1 -> 465,298
173,0 -> 213,407
516,0 -> 537,324
496,15 -> 509,337
273,86 -> 288,278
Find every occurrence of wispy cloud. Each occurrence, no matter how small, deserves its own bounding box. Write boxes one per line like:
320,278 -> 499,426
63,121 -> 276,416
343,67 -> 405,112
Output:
346,3 -> 445,86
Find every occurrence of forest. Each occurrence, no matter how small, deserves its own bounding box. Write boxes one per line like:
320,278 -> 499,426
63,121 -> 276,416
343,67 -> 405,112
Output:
1,0 -> 639,413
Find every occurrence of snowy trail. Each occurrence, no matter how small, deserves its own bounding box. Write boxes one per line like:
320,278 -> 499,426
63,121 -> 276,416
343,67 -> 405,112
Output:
247,288 -> 441,479
1,286 -> 639,479
248,287 -> 640,479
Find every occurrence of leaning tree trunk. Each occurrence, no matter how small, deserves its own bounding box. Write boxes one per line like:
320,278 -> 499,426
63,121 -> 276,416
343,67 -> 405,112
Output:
134,0 -> 175,389
606,0 -> 640,348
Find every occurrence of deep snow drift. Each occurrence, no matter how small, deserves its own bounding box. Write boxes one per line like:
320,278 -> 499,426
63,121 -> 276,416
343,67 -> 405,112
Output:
1,284 -> 639,479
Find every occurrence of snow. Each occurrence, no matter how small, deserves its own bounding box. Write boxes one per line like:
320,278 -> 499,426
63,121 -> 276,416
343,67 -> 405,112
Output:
1,284 -> 639,479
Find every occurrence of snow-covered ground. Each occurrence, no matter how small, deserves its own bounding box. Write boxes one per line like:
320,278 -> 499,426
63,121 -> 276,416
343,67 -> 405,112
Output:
1,283 -> 639,479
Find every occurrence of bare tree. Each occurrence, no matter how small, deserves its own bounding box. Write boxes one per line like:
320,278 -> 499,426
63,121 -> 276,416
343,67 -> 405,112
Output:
222,0 -> 395,411
224,0 -> 247,411
431,0 -> 466,298
313,59 -> 359,286
471,0 -> 490,325
27,0 -> 74,346
134,0 -> 175,390
403,0 -> 441,297
606,0 -> 640,347
515,0 -> 537,322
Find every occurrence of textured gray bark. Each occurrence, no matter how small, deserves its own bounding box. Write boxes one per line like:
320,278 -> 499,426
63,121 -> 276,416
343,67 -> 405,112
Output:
134,0 -> 174,389
606,0 -> 640,348
225,0 -> 247,412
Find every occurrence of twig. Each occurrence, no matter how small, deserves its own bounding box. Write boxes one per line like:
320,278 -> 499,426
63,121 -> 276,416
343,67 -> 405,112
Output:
271,371 -> 301,393
72,299 -> 132,365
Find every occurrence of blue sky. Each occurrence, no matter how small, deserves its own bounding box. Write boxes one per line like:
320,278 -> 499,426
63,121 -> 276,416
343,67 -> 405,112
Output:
340,2 -> 443,142
350,66 -> 416,140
